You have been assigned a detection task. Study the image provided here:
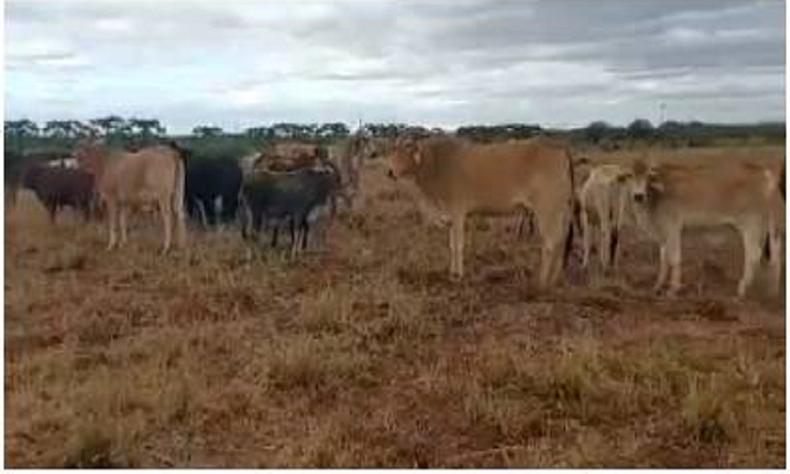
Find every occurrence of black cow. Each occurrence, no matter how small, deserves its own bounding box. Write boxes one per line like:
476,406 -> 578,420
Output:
184,158 -> 243,227
21,164 -> 96,223
239,161 -> 341,257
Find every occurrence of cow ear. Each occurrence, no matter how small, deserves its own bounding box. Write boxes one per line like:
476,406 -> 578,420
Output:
647,169 -> 664,192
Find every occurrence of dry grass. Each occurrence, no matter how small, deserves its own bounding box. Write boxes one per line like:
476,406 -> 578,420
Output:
4,145 -> 785,467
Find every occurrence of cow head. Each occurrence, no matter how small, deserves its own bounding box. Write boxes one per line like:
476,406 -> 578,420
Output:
349,134 -> 385,161
624,159 -> 663,205
74,140 -> 108,178
386,136 -> 421,180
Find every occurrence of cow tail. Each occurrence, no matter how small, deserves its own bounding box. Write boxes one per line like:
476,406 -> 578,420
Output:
173,151 -> 186,218
562,148 -> 577,269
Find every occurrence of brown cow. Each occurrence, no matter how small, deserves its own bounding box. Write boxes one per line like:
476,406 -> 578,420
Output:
622,159 -> 783,297
21,164 -> 96,223
386,135 -> 575,289
76,140 -> 187,253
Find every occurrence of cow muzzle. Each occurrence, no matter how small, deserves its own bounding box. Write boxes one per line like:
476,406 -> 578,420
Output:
387,169 -> 397,181
632,192 -> 647,203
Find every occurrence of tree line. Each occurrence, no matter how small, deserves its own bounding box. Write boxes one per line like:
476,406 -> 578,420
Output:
6,116 -> 784,151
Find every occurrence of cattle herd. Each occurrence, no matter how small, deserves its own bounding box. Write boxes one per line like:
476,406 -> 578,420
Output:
7,133 -> 786,299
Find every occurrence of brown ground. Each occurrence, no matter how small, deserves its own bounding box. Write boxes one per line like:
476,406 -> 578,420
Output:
4,145 -> 785,467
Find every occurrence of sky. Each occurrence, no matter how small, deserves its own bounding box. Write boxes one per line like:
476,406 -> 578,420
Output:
4,0 -> 787,134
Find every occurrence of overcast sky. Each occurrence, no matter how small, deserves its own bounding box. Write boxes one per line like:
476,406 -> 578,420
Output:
5,0 -> 786,134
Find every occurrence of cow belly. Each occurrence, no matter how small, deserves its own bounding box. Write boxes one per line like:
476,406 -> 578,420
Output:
679,207 -> 760,228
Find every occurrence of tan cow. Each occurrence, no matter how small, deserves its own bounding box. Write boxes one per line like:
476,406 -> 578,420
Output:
386,135 -> 575,289
75,141 -> 187,253
578,163 -> 632,271
623,159 -> 783,297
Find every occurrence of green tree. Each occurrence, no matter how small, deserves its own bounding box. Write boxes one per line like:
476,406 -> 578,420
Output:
316,122 -> 350,139
129,118 -> 166,139
42,120 -> 92,139
584,121 -> 611,144
627,118 -> 655,140
4,119 -> 39,138
89,115 -> 128,137
245,126 -> 274,140
192,125 -> 224,138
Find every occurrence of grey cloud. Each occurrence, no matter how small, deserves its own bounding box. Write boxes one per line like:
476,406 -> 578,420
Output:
5,0 -> 785,132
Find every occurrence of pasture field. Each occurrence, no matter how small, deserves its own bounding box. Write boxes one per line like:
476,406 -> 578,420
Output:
4,145 -> 785,467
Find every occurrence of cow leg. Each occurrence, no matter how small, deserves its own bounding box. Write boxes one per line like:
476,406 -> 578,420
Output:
611,192 -> 628,270
654,244 -> 669,293
119,206 -> 129,247
82,199 -> 92,222
768,228 -> 783,296
271,222 -> 279,248
448,219 -> 457,278
194,198 -> 208,229
159,198 -> 173,254
767,208 -> 783,296
186,196 -> 196,222
239,197 -> 251,240
44,200 -> 58,225
551,213 -> 572,286
449,215 -> 465,280
737,224 -> 764,298
175,196 -> 186,249
222,192 -> 239,224
107,203 -> 119,250
205,196 -> 217,227
289,218 -> 296,251
665,230 -> 682,298
580,205 -> 592,269
250,212 -> 262,243
546,215 -> 568,289
289,220 -> 302,260
515,212 -> 526,239
599,210 -> 612,272
301,220 -> 310,251
609,225 -> 620,271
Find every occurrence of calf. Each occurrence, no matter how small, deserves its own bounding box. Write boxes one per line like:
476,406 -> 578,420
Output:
623,159 -> 783,297
578,163 -> 631,271
185,158 -> 243,227
239,162 -> 341,257
21,164 -> 96,223
386,135 -> 576,289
